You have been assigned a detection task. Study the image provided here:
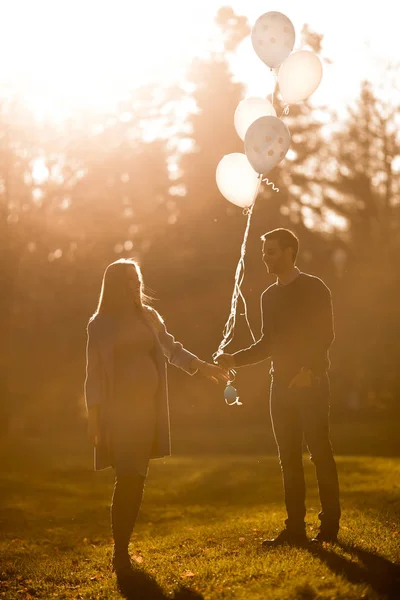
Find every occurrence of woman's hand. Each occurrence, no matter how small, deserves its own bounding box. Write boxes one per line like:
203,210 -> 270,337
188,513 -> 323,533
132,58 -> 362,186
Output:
87,406 -> 101,446
193,359 -> 230,384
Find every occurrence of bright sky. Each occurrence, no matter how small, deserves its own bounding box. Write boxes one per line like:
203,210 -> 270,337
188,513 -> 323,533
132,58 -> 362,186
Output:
1,0 -> 398,120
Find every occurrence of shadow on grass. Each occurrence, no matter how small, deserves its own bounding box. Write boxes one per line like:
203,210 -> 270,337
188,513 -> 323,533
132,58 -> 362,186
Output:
116,568 -> 204,600
308,541 -> 400,600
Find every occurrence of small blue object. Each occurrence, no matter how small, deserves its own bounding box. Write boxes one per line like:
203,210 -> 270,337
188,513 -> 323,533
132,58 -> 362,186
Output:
224,385 -> 239,404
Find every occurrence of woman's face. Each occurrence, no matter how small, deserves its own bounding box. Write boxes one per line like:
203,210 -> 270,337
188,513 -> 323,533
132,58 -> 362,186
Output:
126,266 -> 142,304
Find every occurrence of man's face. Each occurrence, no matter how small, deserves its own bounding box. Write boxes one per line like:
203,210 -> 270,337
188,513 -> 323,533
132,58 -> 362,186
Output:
262,239 -> 290,275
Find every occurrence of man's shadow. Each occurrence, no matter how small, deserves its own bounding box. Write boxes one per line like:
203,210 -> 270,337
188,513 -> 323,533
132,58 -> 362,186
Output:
308,541 -> 400,600
116,568 -> 204,600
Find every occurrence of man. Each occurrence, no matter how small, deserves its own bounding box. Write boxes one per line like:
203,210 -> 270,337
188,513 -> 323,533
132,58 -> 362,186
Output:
216,228 -> 341,546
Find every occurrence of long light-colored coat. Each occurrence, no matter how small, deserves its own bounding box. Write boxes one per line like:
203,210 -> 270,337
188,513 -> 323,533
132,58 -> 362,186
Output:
84,310 -> 198,470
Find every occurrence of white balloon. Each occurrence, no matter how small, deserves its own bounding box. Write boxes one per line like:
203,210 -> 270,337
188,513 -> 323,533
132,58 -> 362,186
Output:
216,153 -> 261,208
278,50 -> 323,104
244,116 -> 290,175
251,11 -> 295,69
234,97 -> 276,141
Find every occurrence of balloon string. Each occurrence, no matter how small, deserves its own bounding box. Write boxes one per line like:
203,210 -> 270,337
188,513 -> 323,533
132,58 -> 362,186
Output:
270,68 -> 279,113
280,105 -> 290,117
212,206 -> 255,360
262,177 -> 280,192
228,369 -> 236,384
213,175 -> 262,361
270,68 -> 276,112
238,284 -> 256,343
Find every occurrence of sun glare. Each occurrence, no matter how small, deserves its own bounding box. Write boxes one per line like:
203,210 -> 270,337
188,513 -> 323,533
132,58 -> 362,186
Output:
2,0 -> 214,121
2,0 -> 399,124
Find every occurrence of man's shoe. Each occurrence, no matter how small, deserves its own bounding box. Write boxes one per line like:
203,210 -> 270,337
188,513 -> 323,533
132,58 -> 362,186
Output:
262,528 -> 308,547
311,530 -> 338,544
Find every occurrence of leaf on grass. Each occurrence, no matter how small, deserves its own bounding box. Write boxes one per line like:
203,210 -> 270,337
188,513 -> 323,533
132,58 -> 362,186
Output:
239,537 -> 245,542
133,555 -> 143,564
181,571 -> 195,578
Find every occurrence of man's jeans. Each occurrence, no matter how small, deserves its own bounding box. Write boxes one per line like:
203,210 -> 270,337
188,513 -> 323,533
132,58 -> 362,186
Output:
270,373 -> 341,534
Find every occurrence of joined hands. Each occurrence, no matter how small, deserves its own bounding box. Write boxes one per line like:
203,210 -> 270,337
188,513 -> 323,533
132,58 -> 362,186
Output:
214,353 -> 235,372
193,358 -> 229,385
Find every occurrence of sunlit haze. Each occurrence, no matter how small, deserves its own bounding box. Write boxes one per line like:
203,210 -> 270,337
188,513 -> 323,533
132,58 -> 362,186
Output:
1,0 -> 398,121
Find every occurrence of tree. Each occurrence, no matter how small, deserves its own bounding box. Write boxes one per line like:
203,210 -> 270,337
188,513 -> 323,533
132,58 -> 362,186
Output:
298,78 -> 400,406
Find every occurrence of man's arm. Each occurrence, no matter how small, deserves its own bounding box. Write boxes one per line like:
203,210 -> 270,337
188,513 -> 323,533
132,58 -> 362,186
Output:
293,279 -> 334,385
217,291 -> 271,369
302,279 -> 334,369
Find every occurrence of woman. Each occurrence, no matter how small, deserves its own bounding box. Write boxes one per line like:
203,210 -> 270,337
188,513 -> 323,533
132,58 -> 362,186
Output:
84,258 -> 227,573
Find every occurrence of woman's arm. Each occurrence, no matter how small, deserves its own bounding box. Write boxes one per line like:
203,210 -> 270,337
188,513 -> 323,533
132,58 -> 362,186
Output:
156,318 -> 199,375
84,322 -> 103,408
84,321 -> 103,446
156,317 -> 228,383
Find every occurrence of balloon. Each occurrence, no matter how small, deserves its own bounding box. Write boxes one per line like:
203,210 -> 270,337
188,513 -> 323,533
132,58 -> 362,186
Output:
244,116 -> 290,175
278,50 -> 323,104
216,153 -> 260,208
251,11 -> 295,69
234,97 -> 276,141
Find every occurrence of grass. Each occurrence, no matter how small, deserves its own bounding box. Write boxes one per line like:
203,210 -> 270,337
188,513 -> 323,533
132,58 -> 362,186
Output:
0,431 -> 400,600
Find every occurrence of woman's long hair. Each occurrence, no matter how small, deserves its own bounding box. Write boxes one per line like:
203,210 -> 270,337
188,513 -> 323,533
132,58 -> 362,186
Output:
91,259 -> 163,328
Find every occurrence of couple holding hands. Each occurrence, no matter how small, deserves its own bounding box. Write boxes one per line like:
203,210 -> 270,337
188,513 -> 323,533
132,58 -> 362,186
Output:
85,228 -> 340,574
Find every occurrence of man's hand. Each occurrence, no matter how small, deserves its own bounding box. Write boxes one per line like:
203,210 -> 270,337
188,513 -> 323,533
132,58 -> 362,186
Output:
289,368 -> 315,389
87,406 -> 101,446
214,353 -> 236,371
195,360 -> 230,385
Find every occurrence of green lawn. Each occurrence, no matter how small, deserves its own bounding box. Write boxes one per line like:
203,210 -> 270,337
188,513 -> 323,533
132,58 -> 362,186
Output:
1,434 -> 399,599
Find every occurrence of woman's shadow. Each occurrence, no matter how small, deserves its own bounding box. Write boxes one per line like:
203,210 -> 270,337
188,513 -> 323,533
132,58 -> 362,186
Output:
308,541 -> 400,600
116,568 -> 204,600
